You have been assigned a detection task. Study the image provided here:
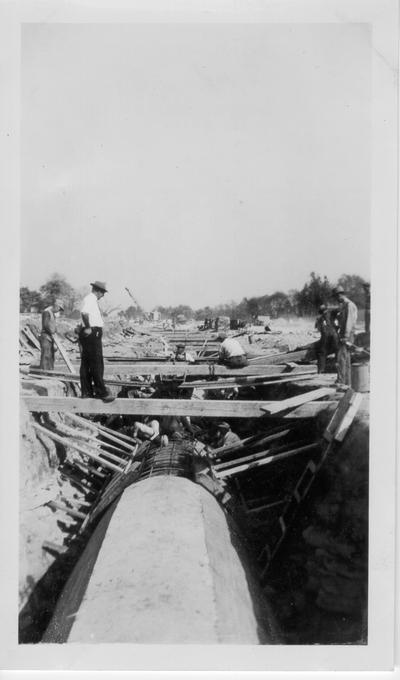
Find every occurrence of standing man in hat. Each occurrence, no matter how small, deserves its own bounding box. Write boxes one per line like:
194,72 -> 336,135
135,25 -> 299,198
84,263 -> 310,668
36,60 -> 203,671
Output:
39,298 -> 64,370
79,281 -> 115,402
332,285 -> 358,386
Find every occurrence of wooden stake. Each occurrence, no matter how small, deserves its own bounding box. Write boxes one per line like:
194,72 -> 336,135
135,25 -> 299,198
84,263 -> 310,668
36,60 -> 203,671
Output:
54,335 -> 75,373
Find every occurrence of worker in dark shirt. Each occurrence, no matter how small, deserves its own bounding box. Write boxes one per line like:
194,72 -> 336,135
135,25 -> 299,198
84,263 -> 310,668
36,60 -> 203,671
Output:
314,304 -> 339,374
39,299 -> 64,370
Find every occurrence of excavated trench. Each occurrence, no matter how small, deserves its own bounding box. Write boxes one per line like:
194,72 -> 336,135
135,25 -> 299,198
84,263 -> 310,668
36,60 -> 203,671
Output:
19,374 -> 369,644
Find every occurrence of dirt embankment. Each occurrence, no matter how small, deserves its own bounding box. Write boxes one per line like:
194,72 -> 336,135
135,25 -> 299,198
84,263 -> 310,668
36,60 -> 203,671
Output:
19,379 -> 98,641
264,407 -> 369,644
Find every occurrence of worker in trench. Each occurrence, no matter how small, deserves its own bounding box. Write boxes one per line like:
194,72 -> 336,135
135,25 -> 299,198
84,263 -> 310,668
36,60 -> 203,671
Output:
133,417 -> 162,443
173,343 -> 196,363
78,280 -> 115,402
213,421 -> 241,449
332,285 -> 358,387
39,298 -> 64,370
216,332 -> 248,368
314,304 -> 339,374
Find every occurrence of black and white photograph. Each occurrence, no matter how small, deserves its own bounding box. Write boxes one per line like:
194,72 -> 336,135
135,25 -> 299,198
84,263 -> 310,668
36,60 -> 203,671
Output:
0,0 -> 397,673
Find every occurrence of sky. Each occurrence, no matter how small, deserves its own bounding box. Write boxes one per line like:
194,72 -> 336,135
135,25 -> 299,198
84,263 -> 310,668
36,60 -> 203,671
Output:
21,22 -> 371,311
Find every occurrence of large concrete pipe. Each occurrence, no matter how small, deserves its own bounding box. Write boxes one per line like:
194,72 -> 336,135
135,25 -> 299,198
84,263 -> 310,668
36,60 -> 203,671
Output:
43,474 -> 277,643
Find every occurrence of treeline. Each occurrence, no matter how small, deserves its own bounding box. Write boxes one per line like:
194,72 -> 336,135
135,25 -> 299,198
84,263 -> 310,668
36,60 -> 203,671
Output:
156,273 -> 369,321
20,271 -> 369,321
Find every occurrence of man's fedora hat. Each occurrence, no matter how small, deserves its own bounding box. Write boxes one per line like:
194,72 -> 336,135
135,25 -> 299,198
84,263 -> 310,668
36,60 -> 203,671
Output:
333,285 -> 345,295
90,280 -> 108,293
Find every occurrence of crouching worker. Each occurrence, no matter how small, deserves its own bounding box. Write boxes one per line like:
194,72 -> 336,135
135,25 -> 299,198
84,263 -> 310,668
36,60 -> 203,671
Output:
174,343 -> 196,363
214,421 -> 241,448
133,418 -> 160,442
217,332 -> 248,368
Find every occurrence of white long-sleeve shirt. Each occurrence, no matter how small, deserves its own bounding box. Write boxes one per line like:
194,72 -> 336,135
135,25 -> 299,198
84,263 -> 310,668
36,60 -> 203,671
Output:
219,337 -> 246,359
81,292 -> 104,328
338,297 -> 358,341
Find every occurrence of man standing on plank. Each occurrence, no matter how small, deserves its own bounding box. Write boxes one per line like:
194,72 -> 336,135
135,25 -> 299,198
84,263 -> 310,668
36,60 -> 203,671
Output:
39,298 -> 64,370
79,281 -> 115,402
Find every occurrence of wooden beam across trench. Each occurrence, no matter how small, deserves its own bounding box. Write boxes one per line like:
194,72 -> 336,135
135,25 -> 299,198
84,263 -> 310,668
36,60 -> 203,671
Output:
23,395 -> 336,418
64,362 -> 318,377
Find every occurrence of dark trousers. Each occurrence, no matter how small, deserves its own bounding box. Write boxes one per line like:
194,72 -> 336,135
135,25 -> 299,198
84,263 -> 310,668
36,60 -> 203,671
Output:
220,355 -> 248,369
79,328 -> 107,398
337,342 -> 351,385
317,332 -> 339,373
40,334 -> 55,370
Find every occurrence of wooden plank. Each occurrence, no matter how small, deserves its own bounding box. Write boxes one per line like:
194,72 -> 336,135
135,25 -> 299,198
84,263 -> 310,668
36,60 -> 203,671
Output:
248,347 -> 316,365
24,395 -> 337,419
54,424 -> 129,465
178,372 -> 316,390
69,362 -> 318,377
261,388 -> 336,415
47,500 -> 87,520
22,326 -> 41,350
20,336 -> 34,353
60,422 -> 132,457
334,392 -> 364,442
28,368 -> 145,389
67,413 -> 139,448
214,436 -> 310,469
104,356 -> 169,362
245,498 -> 288,514
42,541 -> 68,555
54,335 -> 75,373
279,401 -> 337,418
323,388 -> 356,442
215,443 -> 320,478
215,446 -> 289,470
213,427 -> 292,458
32,422 -> 125,472
25,396 -> 274,417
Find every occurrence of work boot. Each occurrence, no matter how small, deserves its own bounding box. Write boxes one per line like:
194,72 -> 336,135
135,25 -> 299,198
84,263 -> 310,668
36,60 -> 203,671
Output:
102,393 -> 115,403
